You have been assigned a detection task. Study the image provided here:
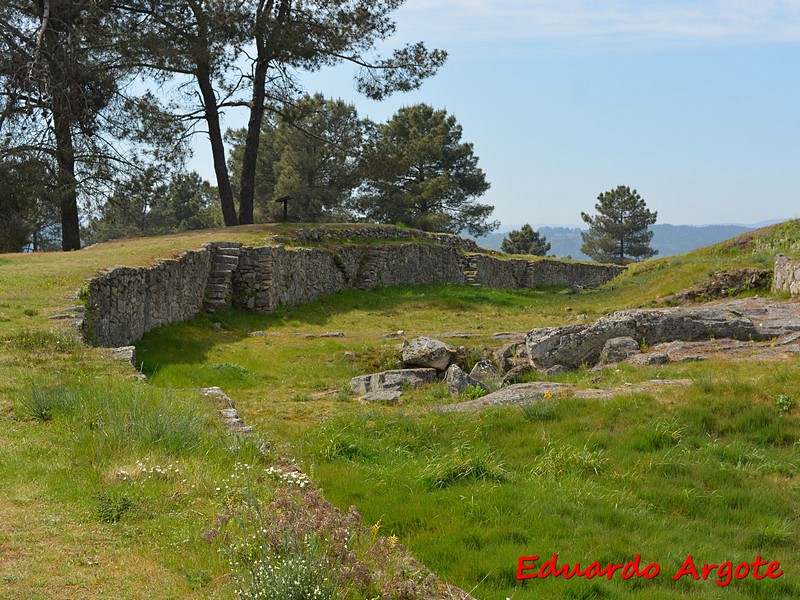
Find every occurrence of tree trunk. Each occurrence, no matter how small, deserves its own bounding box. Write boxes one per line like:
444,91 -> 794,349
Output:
197,67 -> 238,227
42,2 -> 80,251
237,56 -> 268,225
238,0 -> 290,225
52,109 -> 80,251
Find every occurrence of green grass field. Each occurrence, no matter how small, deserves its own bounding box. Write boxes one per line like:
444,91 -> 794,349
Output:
2,221 -> 800,599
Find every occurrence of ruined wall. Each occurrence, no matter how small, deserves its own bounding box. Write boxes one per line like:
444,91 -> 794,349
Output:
83,249 -> 211,347
525,258 -> 625,289
83,240 -> 625,348
774,254 -> 800,296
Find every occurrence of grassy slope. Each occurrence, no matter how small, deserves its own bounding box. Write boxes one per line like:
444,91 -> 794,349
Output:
1,220 -> 799,599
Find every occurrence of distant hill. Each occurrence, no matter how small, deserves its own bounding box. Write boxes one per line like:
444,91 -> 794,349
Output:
472,224 -> 754,260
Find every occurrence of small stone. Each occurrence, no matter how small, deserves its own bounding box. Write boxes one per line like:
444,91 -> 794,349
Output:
445,364 -> 472,396
545,364 -> 569,376
343,351 -> 356,358
503,364 -> 533,384
250,330 -> 265,337
213,322 -> 222,330
363,390 -> 402,405
469,360 -> 502,382
320,332 -> 345,338
627,353 -> 670,366
489,332 -> 527,341
381,330 -> 406,339
438,331 -> 476,339
111,346 -> 136,367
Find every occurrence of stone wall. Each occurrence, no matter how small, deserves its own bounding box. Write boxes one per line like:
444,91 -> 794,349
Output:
524,258 -> 625,289
83,240 -> 625,348
774,254 -> 800,296
83,248 -> 211,347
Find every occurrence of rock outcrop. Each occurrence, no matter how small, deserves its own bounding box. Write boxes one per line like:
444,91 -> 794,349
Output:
526,303 -> 778,369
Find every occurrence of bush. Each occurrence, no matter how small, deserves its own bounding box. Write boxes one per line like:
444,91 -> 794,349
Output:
235,531 -> 338,600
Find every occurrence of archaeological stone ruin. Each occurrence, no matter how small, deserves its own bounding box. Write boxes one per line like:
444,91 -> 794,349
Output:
80,227 -> 624,348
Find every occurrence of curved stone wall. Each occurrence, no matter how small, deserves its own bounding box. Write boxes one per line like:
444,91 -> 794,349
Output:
82,240 -> 625,348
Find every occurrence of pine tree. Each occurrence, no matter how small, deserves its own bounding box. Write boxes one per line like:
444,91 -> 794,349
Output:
357,104 -> 497,236
580,186 -> 658,264
501,224 -> 551,255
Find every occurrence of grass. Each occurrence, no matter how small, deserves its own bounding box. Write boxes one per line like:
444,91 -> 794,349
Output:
1,220 -> 800,598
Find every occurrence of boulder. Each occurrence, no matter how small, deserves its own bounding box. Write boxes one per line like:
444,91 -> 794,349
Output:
526,306 -> 769,369
545,364 -> 569,376
600,336 -> 641,363
402,336 -> 455,371
445,364 -> 487,396
351,368 -> 438,395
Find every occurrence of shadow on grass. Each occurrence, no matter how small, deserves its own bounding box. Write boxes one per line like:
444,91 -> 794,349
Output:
134,284 -> 572,381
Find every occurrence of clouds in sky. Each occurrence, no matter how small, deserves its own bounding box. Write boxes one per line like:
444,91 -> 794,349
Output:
398,0 -> 800,44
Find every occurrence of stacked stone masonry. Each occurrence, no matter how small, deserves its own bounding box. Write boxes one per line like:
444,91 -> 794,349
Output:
83,240 -> 624,348
774,254 -> 800,296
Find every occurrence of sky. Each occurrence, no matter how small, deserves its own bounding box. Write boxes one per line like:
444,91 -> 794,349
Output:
187,0 -> 800,229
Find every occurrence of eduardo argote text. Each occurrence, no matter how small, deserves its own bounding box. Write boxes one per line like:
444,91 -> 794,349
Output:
517,554 -> 783,587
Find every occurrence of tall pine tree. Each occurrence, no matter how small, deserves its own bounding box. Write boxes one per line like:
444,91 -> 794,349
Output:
580,185 -> 657,264
357,104 -> 496,236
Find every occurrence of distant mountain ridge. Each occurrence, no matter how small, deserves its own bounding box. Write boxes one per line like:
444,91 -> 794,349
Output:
472,224 -> 755,259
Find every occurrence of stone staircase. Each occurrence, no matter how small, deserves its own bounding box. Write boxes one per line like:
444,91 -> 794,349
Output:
462,255 -> 481,286
204,243 -> 242,313
356,247 -> 389,289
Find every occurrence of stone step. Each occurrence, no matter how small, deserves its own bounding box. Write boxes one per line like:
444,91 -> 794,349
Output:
204,299 -> 228,312
213,255 -> 239,266
205,284 -> 228,294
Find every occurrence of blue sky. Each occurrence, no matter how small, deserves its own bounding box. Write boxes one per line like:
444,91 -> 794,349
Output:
188,0 -> 800,228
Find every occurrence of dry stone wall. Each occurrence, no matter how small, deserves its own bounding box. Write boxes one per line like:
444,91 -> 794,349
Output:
774,254 -> 800,296
82,239 -> 625,348
83,249 -> 211,347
